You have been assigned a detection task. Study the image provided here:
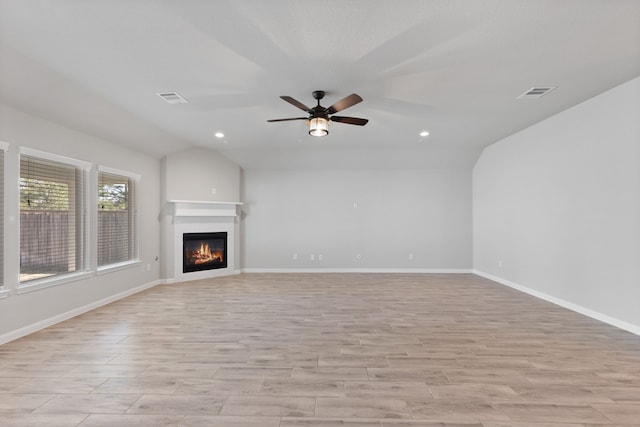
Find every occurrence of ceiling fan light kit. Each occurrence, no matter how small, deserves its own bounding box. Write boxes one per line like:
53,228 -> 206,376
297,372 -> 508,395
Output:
308,117 -> 329,137
268,90 -> 368,137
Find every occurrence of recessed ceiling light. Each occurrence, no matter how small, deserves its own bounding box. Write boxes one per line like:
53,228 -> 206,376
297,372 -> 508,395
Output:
214,132 -> 225,138
419,130 -> 430,137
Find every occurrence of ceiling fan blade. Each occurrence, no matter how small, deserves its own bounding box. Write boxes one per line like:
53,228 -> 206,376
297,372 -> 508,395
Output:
280,96 -> 311,112
267,117 -> 308,122
327,93 -> 363,114
330,116 -> 369,126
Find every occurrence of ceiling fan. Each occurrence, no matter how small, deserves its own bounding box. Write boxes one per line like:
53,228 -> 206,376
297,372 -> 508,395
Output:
267,90 -> 368,137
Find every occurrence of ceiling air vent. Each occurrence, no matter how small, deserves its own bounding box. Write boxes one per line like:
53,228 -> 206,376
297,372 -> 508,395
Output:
517,87 -> 557,99
157,91 -> 188,104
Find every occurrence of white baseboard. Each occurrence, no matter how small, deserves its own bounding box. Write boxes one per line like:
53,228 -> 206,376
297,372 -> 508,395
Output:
241,268 -> 473,274
473,270 -> 640,336
162,269 -> 242,285
0,279 -> 162,345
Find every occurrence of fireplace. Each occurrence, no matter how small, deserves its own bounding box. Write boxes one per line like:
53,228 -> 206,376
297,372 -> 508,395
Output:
166,200 -> 240,282
183,232 -> 227,273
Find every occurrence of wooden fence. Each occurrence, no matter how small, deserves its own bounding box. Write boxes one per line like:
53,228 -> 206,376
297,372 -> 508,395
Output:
20,211 -> 131,273
20,211 -> 72,273
97,211 -> 131,265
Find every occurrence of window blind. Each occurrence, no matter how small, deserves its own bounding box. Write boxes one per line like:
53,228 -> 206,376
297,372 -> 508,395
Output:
19,154 -> 85,282
97,171 -> 137,266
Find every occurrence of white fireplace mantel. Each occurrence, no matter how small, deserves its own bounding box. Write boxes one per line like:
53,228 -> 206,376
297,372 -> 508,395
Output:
168,200 -> 242,220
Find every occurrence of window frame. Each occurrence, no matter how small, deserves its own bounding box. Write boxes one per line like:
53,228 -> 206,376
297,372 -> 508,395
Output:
17,147 -> 91,294
96,165 -> 141,274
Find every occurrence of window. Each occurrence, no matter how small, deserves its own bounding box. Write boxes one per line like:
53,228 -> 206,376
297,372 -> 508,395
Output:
19,150 -> 89,283
97,168 -> 138,267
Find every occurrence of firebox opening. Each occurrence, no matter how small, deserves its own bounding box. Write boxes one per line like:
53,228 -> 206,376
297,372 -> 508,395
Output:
183,232 -> 227,273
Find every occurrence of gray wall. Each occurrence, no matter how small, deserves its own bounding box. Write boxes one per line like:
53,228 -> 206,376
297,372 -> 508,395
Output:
242,168 -> 472,270
163,147 -> 241,203
473,76 -> 640,331
0,104 -> 162,341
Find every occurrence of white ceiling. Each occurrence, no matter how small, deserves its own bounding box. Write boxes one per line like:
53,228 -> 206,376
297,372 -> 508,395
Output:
1,0 -> 639,169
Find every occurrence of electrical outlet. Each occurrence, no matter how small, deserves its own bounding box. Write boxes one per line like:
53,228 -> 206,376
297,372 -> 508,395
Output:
409,252 -> 414,260
310,254 -> 315,261
318,254 -> 323,261
211,188 -> 217,195
293,253 -> 298,261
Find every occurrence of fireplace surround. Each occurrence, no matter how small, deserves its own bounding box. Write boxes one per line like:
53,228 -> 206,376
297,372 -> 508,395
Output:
165,200 -> 241,282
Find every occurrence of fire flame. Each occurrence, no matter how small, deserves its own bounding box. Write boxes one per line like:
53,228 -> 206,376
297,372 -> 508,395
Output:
190,242 -> 224,265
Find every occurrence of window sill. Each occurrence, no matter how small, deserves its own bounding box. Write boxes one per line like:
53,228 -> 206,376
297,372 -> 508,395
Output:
17,271 -> 94,295
97,259 -> 142,275
0,288 -> 9,299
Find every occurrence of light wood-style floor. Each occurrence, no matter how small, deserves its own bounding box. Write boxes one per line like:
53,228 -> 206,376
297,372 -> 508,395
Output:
1,273 -> 639,426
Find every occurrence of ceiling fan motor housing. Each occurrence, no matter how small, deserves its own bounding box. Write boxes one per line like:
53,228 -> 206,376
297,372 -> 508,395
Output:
311,91 -> 328,119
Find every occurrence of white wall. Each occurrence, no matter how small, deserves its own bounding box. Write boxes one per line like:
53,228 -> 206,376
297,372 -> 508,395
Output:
163,147 -> 241,203
473,76 -> 640,332
0,104 -> 162,342
242,168 -> 472,271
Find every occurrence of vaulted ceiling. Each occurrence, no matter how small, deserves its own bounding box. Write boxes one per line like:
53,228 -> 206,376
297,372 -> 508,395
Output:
1,0 -> 639,169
